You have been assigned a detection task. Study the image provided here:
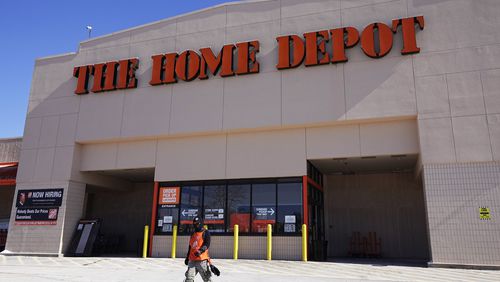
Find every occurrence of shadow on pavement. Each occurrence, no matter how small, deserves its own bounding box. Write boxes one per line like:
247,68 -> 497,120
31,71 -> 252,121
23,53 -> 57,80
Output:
327,258 -> 428,268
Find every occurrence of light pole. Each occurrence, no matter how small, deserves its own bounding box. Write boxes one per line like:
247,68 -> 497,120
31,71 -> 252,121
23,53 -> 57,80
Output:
86,25 -> 92,39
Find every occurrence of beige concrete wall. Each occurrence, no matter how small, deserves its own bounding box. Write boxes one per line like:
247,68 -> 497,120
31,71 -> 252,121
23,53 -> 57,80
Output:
412,0 -> 500,165
80,119 -> 418,182
306,119 -> 419,159
325,172 -> 429,260
152,235 -> 301,260
5,181 -> 85,255
423,162 -> 500,266
60,181 -> 86,254
22,0 -> 431,149
85,182 -> 153,253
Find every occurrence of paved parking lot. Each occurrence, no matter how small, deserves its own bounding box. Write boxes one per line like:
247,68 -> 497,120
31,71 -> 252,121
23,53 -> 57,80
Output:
1,256 -> 499,282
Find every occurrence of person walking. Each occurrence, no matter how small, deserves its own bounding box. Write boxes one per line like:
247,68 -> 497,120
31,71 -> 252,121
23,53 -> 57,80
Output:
184,217 -> 212,282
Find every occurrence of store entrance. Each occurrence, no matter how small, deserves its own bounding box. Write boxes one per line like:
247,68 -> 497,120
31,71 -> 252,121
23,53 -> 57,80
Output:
305,163 -> 326,261
307,183 -> 326,261
310,155 -> 430,262
81,168 -> 154,257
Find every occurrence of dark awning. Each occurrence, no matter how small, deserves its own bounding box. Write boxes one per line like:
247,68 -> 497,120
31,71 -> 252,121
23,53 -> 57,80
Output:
0,162 -> 17,186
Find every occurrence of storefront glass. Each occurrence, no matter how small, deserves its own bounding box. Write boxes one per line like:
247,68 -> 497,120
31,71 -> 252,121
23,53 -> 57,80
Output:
155,178 -> 302,236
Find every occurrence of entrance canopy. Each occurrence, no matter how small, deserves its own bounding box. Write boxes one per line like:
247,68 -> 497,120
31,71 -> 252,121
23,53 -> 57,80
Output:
310,154 -> 418,175
0,162 -> 17,186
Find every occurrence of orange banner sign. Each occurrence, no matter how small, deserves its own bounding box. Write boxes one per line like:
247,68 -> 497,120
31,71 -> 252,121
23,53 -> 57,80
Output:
159,187 -> 180,205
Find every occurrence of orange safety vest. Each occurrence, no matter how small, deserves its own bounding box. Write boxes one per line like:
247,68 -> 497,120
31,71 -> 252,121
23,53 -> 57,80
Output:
188,229 -> 209,261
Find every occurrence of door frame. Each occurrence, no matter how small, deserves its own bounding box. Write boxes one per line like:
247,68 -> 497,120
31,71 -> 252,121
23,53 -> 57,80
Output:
302,176 -> 325,261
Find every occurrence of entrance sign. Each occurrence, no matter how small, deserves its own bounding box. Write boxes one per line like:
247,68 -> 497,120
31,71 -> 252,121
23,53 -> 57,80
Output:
181,209 -> 198,217
73,16 -> 424,94
204,208 -> 224,224
159,187 -> 180,205
254,207 -> 275,219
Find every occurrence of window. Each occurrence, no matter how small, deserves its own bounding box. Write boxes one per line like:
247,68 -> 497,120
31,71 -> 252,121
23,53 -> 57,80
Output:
179,186 -> 202,233
156,207 -> 179,234
203,185 -> 226,233
227,184 -> 251,233
307,161 -> 323,186
251,183 -> 276,233
277,183 -> 302,233
155,186 -> 180,234
156,177 -> 304,236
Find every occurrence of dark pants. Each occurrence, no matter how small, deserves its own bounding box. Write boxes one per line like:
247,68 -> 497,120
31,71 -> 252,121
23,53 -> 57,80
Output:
184,260 -> 212,282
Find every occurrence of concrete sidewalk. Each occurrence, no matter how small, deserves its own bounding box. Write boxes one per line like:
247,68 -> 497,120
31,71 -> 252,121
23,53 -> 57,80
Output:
1,256 -> 499,282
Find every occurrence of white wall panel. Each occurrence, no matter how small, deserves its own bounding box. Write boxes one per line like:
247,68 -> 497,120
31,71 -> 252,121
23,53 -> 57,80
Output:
282,64 -> 345,125
481,69 -> 500,115
280,0 -> 340,18
121,86 -> 172,138
28,96 -> 80,119
452,115 -> 493,162
226,0 -> 280,27
488,114 -> 500,161
176,6 -> 226,35
15,149 -> 37,183
33,148 -> 55,182
408,0 -> 500,53
360,120 -> 419,156
51,146 -> 75,181
129,20 -> 176,43
414,45 -> 500,77
76,93 -> 125,142
345,57 -> 416,120
418,117 -> 456,164
56,114 -> 78,147
116,140 -> 156,169
447,72 -> 485,117
38,116 -> 59,148
31,54 -> 85,101
223,72 -> 281,130
415,75 -> 450,119
280,9 -> 340,38
80,143 -> 118,171
306,124 -> 360,159
226,129 -> 306,178
21,118 -> 42,150
170,79 -> 223,134
155,135 -> 226,181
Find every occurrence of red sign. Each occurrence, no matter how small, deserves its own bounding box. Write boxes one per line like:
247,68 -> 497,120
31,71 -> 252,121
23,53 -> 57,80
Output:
159,187 -> 180,205
73,16 -> 424,94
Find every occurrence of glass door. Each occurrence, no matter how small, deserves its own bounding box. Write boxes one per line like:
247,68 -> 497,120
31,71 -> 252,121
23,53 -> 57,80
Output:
307,181 -> 325,261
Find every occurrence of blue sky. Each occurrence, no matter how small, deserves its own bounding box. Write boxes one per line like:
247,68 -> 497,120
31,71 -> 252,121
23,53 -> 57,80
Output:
0,0 -> 233,138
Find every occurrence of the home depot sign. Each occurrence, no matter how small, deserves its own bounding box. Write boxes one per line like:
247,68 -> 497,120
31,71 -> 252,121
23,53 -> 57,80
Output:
73,16 -> 424,94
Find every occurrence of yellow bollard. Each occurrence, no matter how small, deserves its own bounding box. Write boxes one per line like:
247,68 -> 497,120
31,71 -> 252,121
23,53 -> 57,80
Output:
233,224 -> 239,260
267,224 -> 272,260
171,224 -> 178,258
142,225 -> 149,258
302,224 -> 307,262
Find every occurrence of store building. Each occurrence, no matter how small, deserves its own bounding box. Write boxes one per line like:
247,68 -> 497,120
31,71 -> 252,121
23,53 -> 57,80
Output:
0,138 -> 21,251
3,0 -> 500,268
